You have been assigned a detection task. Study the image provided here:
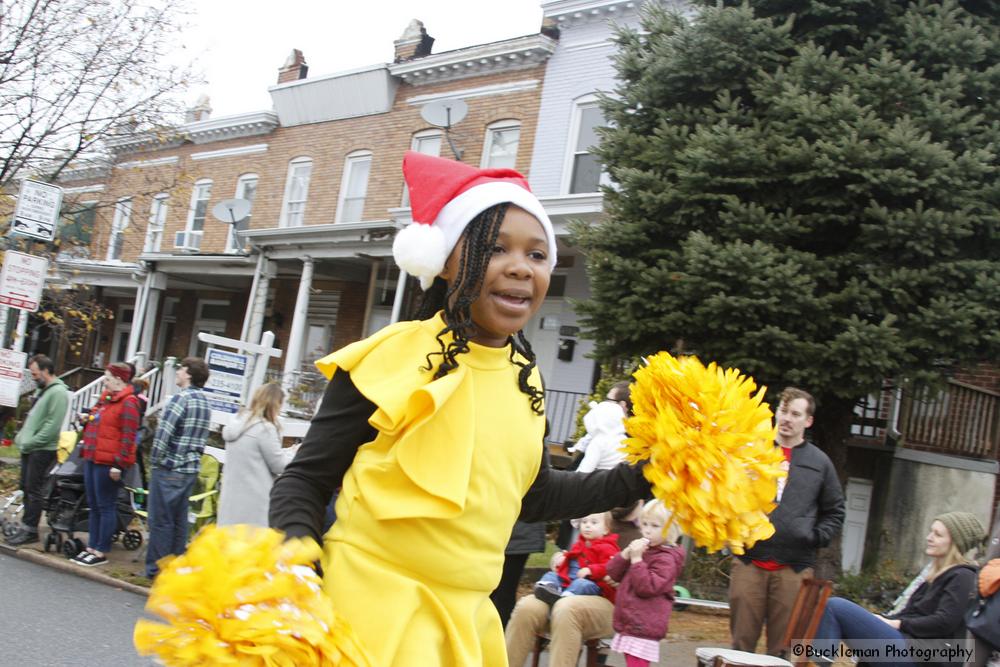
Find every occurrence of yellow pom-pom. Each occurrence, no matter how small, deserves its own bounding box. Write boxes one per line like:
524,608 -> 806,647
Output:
134,524 -> 371,666
622,352 -> 785,554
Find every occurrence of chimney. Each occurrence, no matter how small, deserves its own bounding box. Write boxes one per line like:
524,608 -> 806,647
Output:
541,17 -> 561,41
184,95 -> 212,123
277,49 -> 308,84
394,20 -> 434,63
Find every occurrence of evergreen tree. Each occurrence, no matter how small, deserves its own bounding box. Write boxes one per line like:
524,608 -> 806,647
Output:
576,0 -> 1000,469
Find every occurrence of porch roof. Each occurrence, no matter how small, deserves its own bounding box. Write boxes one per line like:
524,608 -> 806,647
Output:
52,258 -> 144,289
241,220 -> 398,261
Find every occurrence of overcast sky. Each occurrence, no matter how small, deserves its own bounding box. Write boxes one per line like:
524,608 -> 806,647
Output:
184,0 -> 545,118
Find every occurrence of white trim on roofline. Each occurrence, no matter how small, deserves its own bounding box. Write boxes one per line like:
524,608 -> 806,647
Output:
116,156 -> 180,170
406,80 -> 540,106
191,144 -> 269,161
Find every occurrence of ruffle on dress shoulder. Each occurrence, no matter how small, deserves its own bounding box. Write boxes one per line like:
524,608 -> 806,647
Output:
314,316 -> 477,521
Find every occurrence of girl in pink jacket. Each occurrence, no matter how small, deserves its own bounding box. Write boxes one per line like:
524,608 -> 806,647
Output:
606,500 -> 686,666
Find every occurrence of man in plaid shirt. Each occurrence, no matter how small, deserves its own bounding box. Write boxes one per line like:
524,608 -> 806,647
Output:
145,356 -> 212,578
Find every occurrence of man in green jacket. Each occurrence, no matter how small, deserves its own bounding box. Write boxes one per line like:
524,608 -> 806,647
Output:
6,354 -> 70,546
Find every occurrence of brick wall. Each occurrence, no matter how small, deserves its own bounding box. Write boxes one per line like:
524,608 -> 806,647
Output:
82,65 -> 546,264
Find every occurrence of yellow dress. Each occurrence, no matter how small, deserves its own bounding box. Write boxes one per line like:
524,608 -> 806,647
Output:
314,313 -> 545,666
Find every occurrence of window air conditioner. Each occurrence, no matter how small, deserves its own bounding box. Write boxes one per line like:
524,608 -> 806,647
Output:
173,231 -> 202,252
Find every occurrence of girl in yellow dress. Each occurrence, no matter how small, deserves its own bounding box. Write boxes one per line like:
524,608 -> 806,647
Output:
269,151 -> 650,666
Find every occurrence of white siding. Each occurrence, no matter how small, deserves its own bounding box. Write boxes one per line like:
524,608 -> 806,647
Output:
528,13 -> 642,196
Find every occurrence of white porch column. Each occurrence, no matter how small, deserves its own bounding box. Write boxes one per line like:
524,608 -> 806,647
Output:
0,307 -> 9,348
361,259 -> 381,338
126,271 -> 151,361
139,282 -> 164,366
246,257 -> 274,347
12,310 -> 28,352
390,268 -> 409,324
281,256 -> 313,394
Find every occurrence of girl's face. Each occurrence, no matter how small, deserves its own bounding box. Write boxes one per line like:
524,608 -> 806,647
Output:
640,513 -> 668,546
103,370 -> 125,392
925,520 -> 953,558
579,514 -> 609,540
442,205 -> 552,347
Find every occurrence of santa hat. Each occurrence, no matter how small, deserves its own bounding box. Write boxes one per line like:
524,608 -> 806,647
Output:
394,151 -> 557,289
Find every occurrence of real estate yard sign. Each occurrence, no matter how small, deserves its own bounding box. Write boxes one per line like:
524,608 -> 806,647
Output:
203,347 -> 249,413
0,348 -> 27,407
0,250 -> 49,311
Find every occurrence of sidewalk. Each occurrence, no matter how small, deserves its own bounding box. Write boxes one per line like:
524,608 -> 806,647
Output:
0,524 -> 151,597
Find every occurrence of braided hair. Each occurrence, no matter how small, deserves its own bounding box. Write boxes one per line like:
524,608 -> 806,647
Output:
414,203 -> 545,416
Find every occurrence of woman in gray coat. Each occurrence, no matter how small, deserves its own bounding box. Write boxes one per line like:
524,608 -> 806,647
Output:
217,383 -> 294,527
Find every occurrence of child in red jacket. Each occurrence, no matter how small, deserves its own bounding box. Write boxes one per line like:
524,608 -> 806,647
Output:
606,499 -> 686,666
534,511 -> 620,605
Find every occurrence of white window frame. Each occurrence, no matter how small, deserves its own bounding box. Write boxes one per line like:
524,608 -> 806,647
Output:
561,96 -> 610,194
279,157 -> 312,228
336,150 -> 372,224
402,131 -> 442,206
480,120 -> 521,170
145,193 -> 168,253
227,173 -> 258,253
176,179 -> 211,250
107,197 -> 132,261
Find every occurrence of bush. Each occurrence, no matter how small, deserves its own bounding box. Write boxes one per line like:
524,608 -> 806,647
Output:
678,545 -> 733,600
834,561 -> 911,613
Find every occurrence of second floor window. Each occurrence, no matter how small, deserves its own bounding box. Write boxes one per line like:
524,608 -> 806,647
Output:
176,179 -> 211,250
146,193 -> 168,253
59,201 -> 96,255
482,121 -> 521,170
280,158 -> 312,227
107,197 -> 132,260
228,174 -> 258,252
568,101 -> 607,194
337,151 -> 372,223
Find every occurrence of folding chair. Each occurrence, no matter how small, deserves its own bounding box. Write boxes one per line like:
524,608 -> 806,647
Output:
695,578 -> 833,667
187,453 -> 221,535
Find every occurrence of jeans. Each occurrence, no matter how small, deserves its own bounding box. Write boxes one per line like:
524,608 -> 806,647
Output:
813,597 -> 915,667
145,468 -> 197,578
83,460 -> 120,553
539,559 -> 603,597
20,450 -> 56,530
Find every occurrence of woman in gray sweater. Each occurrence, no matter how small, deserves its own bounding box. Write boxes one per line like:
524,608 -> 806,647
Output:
217,383 -> 293,527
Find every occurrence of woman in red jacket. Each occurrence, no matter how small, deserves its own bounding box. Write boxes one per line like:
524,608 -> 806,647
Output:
74,362 -> 139,566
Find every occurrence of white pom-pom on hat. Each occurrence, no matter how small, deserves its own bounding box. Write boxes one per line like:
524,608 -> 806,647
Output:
392,223 -> 448,291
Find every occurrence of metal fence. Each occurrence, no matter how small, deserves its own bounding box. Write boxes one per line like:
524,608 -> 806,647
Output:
544,389 -> 589,446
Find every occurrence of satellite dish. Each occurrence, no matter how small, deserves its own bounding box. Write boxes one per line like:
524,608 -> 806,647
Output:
420,99 -> 468,128
212,198 -> 252,224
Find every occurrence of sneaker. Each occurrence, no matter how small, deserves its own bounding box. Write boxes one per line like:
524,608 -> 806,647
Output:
71,550 -> 90,563
4,529 -> 39,546
74,552 -> 107,567
533,581 -> 562,607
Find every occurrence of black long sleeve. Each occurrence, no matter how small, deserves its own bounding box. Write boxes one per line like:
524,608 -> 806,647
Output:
269,370 -> 377,544
518,447 -> 651,522
269,369 -> 651,541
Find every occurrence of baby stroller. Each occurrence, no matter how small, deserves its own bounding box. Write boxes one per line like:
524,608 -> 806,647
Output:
40,439 -> 144,558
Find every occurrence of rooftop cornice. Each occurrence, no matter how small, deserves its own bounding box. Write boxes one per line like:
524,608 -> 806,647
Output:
105,110 -> 279,156
55,162 -> 112,182
184,110 -> 279,145
389,34 -> 556,85
543,0 -> 640,28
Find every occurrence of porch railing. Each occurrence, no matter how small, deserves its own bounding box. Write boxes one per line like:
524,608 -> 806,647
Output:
897,379 -> 1000,459
61,356 -> 173,431
545,389 -> 589,446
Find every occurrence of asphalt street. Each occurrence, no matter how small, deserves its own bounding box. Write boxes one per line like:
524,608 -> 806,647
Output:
0,553 -> 156,666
